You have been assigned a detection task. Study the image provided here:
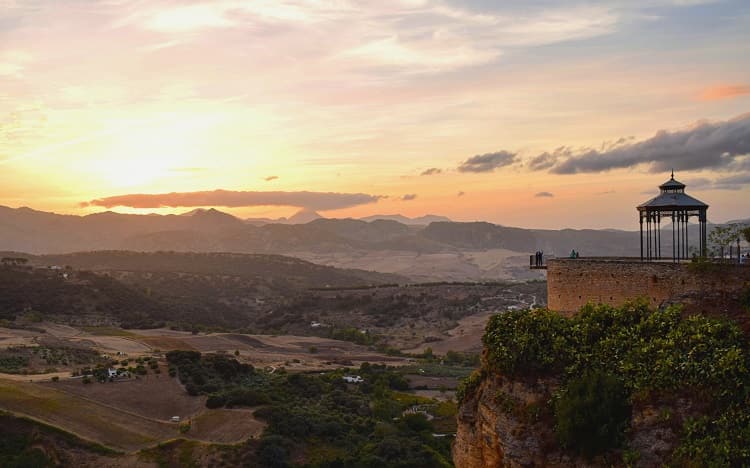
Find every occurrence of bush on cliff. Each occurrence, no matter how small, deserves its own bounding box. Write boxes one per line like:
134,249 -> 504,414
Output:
554,370 -> 631,457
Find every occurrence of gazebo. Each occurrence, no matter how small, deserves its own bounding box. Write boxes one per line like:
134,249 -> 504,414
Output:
638,172 -> 708,261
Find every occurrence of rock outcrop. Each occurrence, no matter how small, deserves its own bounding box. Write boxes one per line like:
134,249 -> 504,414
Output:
453,370 -> 693,467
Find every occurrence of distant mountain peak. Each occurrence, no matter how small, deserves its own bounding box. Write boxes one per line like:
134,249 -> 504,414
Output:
288,209 -> 323,224
180,207 -> 235,218
360,214 -> 451,225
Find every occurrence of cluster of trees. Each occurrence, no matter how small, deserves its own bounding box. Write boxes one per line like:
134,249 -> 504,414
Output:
166,350 -> 256,399
1,257 -> 29,266
475,302 -> 750,464
166,350 -> 452,466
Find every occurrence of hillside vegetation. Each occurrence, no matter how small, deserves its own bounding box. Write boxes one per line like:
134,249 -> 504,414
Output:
0,251 -> 403,329
459,302 -> 750,465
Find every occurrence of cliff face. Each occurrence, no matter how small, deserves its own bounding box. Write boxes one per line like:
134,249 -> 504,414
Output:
453,372 -> 566,468
453,371 -> 691,467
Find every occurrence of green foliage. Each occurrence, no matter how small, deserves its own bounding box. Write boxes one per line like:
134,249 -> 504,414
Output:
258,435 -> 292,468
443,350 -> 480,367
741,285 -> 750,311
483,308 -> 570,375
554,370 -> 631,457
708,223 -> 748,255
330,327 -> 375,345
0,355 -> 29,373
166,350 -> 256,402
482,302 -> 750,464
674,404 -> 750,466
164,351 -> 452,465
456,369 -> 484,402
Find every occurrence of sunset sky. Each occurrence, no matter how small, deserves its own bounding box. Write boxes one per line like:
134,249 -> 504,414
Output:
1,0 -> 749,229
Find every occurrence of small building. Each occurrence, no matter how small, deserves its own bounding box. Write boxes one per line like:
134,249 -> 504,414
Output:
342,375 -> 364,384
107,368 -> 118,379
171,416 -> 181,422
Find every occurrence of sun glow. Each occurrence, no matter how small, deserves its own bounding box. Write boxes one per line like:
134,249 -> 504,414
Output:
88,116 -> 215,188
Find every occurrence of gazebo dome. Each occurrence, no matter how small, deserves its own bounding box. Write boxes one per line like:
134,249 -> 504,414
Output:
638,172 -> 708,212
658,172 -> 686,192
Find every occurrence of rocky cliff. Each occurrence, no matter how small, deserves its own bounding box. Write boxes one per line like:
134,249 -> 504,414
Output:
454,369 -> 702,467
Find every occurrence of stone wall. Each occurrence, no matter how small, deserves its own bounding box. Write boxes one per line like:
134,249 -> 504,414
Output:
547,258 -> 750,318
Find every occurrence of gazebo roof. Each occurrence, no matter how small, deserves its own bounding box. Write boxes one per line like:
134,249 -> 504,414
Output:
659,176 -> 686,191
637,172 -> 708,211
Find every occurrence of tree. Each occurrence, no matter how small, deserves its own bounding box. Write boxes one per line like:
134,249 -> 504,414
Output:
709,223 -> 748,256
554,370 -> 631,457
742,226 -> 750,244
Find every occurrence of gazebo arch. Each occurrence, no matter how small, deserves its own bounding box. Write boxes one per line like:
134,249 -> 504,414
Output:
637,172 -> 708,261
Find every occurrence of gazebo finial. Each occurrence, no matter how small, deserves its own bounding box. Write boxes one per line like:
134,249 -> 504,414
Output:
671,169 -> 674,179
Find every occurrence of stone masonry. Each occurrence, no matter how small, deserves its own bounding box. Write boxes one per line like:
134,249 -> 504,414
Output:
547,258 -> 750,317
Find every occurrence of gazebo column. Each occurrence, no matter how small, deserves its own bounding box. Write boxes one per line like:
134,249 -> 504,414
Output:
672,210 -> 677,262
639,213 -> 644,261
657,212 -> 661,259
675,211 -> 682,263
647,212 -> 651,260
685,211 -> 690,260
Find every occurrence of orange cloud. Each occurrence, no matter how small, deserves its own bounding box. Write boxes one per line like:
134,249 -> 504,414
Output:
82,189 -> 383,210
698,84 -> 750,101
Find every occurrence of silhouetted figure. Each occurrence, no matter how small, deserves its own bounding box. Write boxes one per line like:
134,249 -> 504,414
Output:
570,249 -> 576,259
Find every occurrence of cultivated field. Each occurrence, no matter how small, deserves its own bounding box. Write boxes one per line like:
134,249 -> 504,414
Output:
295,248 -> 545,282
43,364 -> 205,420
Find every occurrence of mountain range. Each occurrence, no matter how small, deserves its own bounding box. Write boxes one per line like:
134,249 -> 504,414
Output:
0,205 -> 734,281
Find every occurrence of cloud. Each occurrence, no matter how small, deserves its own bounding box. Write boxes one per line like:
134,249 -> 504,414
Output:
264,175 -> 279,181
131,2 -> 622,76
686,173 -> 750,190
458,151 -> 518,173
528,147 -> 572,171
420,167 -> 442,176
83,189 -> 383,210
534,191 -> 554,198
699,84 -> 750,101
548,112 -> 750,174
401,193 -> 417,201
457,191 -> 465,197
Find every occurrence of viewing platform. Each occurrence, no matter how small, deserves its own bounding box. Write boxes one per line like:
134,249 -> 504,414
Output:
530,255 -> 750,270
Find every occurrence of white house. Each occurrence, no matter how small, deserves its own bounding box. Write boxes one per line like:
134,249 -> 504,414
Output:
342,375 -> 364,384
107,368 -> 118,379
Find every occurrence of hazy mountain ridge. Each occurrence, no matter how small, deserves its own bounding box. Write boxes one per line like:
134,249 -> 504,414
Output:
1,205 -> 729,282
0,205 -> 640,256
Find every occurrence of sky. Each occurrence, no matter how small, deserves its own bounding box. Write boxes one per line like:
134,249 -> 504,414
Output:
1,0 -> 749,229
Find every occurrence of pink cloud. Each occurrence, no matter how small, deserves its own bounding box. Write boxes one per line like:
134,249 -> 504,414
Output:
698,84 -> 750,101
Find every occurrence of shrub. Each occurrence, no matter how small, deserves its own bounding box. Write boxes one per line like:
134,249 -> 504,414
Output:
456,370 -> 484,402
554,370 -> 631,457
258,435 -> 292,468
483,308 -> 570,375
